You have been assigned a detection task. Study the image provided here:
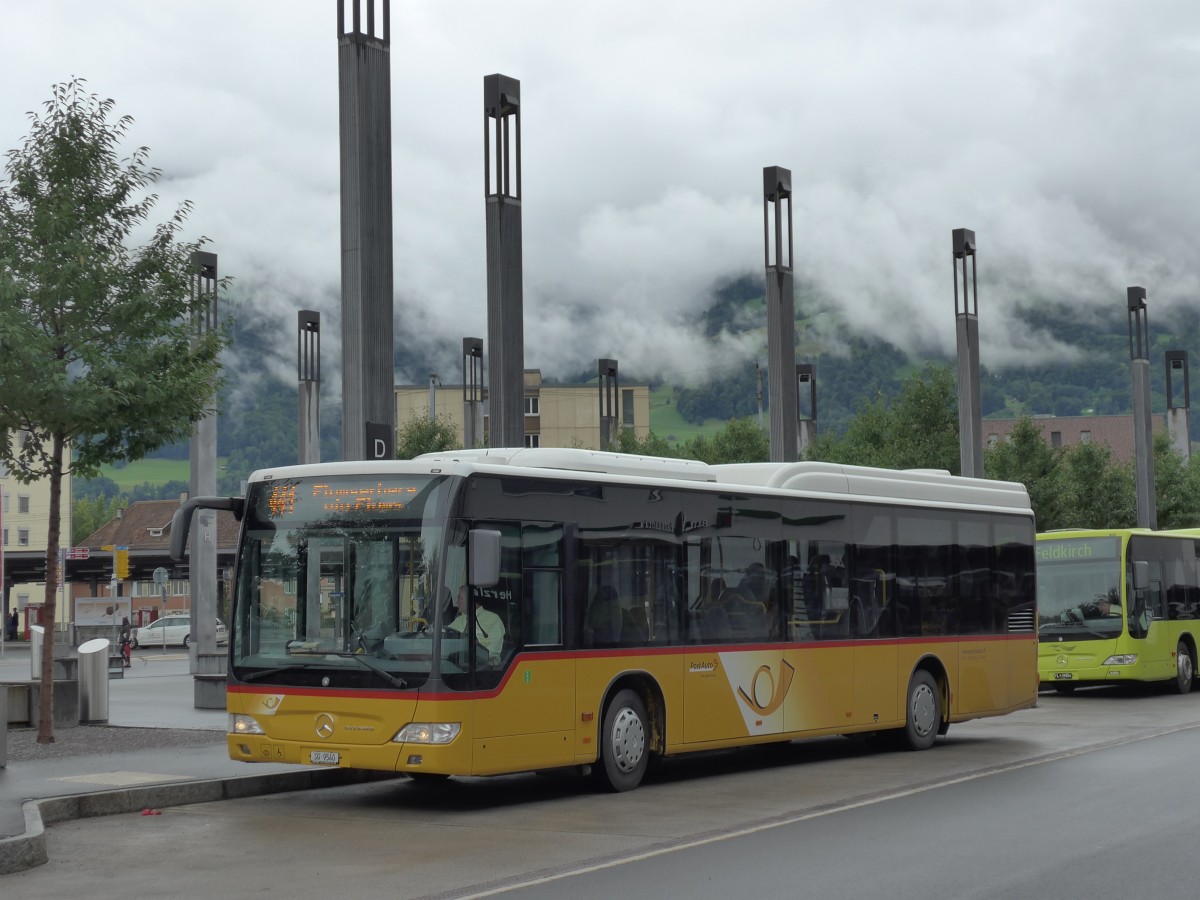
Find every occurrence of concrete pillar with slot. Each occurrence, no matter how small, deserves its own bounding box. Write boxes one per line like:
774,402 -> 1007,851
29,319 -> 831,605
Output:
797,364 -> 817,455
298,311 -> 323,641
1128,287 -> 1157,530
599,359 -> 619,450
189,251 -> 224,708
485,74 -> 525,449
462,338 -> 484,449
953,228 -> 983,479
764,166 -> 798,462
338,0 -> 395,461
298,310 -> 321,465
1165,350 -> 1191,461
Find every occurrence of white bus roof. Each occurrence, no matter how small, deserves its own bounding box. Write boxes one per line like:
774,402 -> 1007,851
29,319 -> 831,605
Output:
414,448 -> 1032,513
244,448 -> 1031,514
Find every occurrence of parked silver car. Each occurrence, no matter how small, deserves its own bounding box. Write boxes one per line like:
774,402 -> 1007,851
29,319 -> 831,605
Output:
131,615 -> 228,649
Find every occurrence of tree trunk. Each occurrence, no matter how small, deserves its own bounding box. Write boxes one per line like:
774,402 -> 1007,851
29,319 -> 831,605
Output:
36,433 -> 64,743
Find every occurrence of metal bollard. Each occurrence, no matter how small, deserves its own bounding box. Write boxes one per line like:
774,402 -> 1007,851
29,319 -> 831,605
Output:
78,638 -> 111,724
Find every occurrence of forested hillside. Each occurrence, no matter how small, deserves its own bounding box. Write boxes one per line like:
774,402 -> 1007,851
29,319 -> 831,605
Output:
75,280 -> 1200,505
676,275 -> 1200,439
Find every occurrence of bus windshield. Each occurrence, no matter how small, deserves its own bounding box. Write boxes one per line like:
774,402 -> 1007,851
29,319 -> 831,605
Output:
1037,536 -> 1124,640
230,473 -> 458,689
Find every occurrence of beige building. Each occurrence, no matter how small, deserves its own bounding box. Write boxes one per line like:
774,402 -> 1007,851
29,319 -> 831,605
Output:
2,448 -> 73,635
396,369 -> 651,450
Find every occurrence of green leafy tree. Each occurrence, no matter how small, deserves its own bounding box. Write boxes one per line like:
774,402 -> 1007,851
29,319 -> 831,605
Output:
1153,432 -> 1200,530
682,416 -> 769,464
806,364 -> 959,472
615,427 -> 675,457
72,493 -> 129,544
1058,440 -> 1134,530
73,474 -> 121,502
0,80 -> 227,742
395,412 -> 460,459
985,417 -> 1069,529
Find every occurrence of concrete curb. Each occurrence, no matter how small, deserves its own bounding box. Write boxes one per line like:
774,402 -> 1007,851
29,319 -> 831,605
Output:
0,768 -> 400,875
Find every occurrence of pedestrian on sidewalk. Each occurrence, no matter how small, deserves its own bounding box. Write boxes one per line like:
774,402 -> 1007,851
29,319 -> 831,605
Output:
119,616 -> 132,666
6,609 -> 16,641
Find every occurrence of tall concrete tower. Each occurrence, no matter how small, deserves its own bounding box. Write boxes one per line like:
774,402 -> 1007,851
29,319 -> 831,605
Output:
599,359 -> 619,450
338,0 -> 395,461
1128,287 -> 1157,530
298,310 -> 321,465
1165,350 -> 1191,461
188,251 -> 222,707
952,229 -> 983,479
797,364 -> 816,455
484,74 -> 525,449
462,338 -> 484,449
763,167 -> 798,462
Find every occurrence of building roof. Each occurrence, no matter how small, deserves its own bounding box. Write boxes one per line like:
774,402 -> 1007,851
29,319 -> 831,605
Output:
79,498 -> 240,552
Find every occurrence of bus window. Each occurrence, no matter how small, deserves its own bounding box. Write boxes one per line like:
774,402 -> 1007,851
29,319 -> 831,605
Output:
850,508 -> 895,638
523,523 -> 563,646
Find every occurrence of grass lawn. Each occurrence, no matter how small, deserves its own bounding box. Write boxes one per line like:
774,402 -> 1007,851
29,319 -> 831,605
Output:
96,458 -> 193,492
649,386 -> 729,447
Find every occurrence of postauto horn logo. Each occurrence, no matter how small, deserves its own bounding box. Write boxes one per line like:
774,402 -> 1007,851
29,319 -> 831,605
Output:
737,660 -> 796,716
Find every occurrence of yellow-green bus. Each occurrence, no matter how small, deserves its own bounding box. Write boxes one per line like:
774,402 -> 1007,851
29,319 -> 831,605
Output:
1037,528 -> 1200,693
173,448 -> 1038,791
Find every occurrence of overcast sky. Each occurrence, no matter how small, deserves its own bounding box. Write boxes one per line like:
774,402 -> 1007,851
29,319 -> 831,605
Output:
4,1 -> 1200,391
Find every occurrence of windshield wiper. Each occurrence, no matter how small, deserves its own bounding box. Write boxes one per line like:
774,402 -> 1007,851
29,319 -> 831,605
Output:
319,651 -> 409,688
242,662 -> 319,682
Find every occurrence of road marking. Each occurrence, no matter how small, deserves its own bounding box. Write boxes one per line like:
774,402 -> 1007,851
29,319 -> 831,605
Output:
460,721 -> 1200,898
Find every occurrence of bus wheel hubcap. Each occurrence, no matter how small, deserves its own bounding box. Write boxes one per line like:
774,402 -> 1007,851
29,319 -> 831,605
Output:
911,684 -> 936,737
610,707 -> 645,773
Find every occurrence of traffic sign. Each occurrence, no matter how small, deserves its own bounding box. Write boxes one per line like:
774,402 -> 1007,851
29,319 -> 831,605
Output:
66,547 -> 90,560
153,567 -> 169,585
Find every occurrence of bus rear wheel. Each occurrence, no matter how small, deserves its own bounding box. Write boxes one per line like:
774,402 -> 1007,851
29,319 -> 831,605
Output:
1173,641 -> 1194,695
899,670 -> 941,751
596,689 -> 649,792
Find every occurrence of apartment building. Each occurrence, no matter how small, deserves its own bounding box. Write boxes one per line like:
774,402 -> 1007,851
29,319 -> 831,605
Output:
396,369 -> 651,450
1,454 -> 72,636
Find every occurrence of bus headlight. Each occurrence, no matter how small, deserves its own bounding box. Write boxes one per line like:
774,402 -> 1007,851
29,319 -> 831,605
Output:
1102,654 -> 1138,666
230,714 -> 265,735
393,723 -> 460,744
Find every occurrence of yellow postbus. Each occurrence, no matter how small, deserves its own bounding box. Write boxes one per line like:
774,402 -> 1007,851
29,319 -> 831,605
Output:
173,448 -> 1038,791
1037,528 -> 1200,694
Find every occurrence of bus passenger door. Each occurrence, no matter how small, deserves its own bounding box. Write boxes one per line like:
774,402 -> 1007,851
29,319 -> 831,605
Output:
1131,559 -> 1172,680
471,522 -> 576,773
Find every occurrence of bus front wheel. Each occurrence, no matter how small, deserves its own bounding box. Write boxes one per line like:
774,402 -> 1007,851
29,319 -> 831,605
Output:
899,670 -> 941,751
596,689 -> 649,792
1173,641 -> 1194,695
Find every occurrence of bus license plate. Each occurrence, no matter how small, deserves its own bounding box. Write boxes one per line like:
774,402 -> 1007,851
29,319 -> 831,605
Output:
1052,673 -> 1073,680
309,750 -> 340,765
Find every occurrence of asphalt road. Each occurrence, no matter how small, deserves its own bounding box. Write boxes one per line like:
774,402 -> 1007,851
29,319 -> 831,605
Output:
5,686 -> 1200,899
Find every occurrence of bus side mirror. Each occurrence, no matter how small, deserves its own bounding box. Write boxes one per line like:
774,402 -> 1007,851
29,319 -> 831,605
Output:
469,529 -> 501,588
1131,560 -> 1149,592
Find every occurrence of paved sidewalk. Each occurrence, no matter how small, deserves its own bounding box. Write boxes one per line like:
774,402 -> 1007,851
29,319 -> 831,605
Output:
0,641 -> 387,874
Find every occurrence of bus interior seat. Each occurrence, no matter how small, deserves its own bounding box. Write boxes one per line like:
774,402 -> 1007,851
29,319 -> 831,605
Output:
721,589 -> 767,638
699,602 -> 731,641
585,587 -> 623,645
622,606 -> 649,643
